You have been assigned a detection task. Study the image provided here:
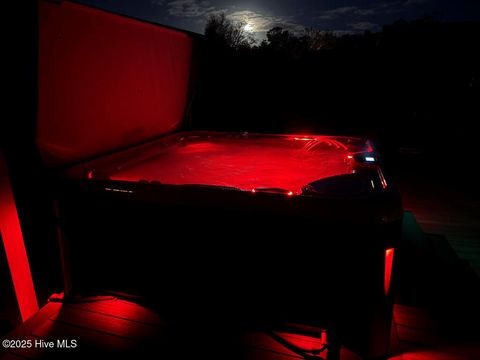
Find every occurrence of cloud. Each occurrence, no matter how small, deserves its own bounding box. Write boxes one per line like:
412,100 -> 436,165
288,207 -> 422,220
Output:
318,2 -> 405,19
349,22 -> 378,31
154,1 -> 304,40
165,0 -> 216,18
228,10 -> 304,36
356,8 -> 377,16
404,0 -> 429,5
318,6 -> 358,20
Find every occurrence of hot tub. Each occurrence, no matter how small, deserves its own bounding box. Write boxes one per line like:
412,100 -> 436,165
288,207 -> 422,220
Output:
37,1 -> 402,359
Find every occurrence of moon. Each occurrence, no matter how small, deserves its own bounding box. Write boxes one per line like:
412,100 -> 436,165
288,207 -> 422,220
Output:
244,23 -> 254,32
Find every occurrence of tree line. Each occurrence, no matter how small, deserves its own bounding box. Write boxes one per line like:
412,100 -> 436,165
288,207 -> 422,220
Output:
193,13 -> 479,167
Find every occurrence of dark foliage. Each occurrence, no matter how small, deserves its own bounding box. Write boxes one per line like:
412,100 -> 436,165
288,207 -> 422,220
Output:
204,13 -> 255,50
193,16 -> 480,181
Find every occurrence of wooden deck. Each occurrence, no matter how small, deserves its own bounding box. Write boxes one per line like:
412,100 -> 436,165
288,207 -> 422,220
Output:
0,297 -> 166,359
392,304 -> 480,360
390,212 -> 480,360
1,213 -> 479,360
398,169 -> 480,277
1,299 -> 478,359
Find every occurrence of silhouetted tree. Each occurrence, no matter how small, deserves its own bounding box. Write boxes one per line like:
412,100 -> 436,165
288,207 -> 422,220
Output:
261,26 -> 339,55
304,28 -> 337,51
261,26 -> 309,59
204,13 -> 255,50
265,27 -> 293,50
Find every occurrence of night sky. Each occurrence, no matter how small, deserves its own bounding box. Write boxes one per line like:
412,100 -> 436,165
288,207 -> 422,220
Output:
78,0 -> 480,39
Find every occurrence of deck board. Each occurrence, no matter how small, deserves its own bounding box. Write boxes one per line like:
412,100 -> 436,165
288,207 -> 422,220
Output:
32,318 -> 138,351
67,298 -> 163,326
0,354 -> 27,360
50,306 -> 162,341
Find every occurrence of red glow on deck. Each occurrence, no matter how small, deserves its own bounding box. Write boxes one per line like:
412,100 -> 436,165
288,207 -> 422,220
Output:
384,248 -> 394,295
278,331 -> 327,352
0,154 -> 39,321
256,330 -> 329,359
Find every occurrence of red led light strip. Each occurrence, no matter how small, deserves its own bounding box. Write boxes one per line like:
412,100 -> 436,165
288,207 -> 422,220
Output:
0,154 -> 39,321
384,248 -> 394,295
